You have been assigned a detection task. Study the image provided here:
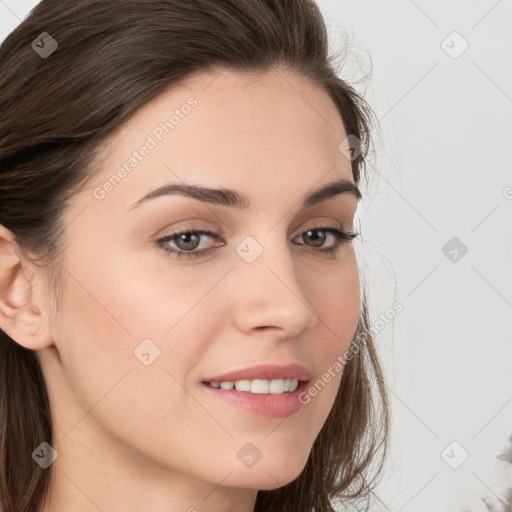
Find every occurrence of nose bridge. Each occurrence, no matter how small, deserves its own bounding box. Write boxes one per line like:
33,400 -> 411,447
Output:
231,228 -> 318,335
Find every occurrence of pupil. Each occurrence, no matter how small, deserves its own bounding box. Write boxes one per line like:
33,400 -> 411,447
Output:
177,233 -> 200,250
306,229 -> 325,247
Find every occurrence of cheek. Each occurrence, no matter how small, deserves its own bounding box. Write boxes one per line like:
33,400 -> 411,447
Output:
53,251 -> 232,424
303,248 -> 361,346
107,250 -> 232,339
298,251 -> 361,413
52,267 -> 217,464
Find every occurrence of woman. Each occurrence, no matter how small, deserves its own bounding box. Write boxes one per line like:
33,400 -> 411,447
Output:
0,1 -> 390,511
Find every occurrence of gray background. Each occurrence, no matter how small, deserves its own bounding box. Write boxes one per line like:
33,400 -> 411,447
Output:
1,1 -> 511,510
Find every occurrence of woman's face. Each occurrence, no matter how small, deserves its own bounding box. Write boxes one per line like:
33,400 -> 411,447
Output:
38,68 -> 361,505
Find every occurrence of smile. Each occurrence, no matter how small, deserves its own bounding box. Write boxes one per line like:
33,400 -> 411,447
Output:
205,378 -> 300,394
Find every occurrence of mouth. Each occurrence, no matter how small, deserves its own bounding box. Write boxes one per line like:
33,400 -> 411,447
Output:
201,377 -> 302,395
202,362 -> 311,388
200,363 -> 312,417
201,378 -> 310,418
200,379 -> 310,417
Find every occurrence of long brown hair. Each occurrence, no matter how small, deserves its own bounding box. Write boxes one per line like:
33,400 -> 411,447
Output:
0,1 -> 390,510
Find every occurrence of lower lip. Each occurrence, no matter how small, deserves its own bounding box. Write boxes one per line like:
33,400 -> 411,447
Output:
201,381 -> 309,417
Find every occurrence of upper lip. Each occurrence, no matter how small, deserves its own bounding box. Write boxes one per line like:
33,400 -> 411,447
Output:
203,363 -> 311,383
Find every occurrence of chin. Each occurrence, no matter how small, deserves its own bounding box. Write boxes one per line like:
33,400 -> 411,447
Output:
243,468 -> 304,491
230,450 -> 310,490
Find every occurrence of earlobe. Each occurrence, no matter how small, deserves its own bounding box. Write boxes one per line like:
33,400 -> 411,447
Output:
0,225 -> 53,350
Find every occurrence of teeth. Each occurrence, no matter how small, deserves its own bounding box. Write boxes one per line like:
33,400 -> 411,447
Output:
251,379 -> 269,394
235,380 -> 251,392
208,378 -> 299,394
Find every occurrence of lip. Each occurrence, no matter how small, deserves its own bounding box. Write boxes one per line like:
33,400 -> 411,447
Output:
202,379 -> 310,417
202,363 -> 312,383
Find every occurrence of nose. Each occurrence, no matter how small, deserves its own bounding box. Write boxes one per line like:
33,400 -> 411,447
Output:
230,234 -> 318,339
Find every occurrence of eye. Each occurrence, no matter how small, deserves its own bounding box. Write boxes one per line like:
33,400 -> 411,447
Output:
156,225 -> 359,260
296,226 -> 358,250
157,228 -> 222,259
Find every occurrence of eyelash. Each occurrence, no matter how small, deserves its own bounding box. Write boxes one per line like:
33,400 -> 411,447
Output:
156,225 -> 359,260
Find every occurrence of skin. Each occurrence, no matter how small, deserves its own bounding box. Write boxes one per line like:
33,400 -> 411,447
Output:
0,67 -> 361,512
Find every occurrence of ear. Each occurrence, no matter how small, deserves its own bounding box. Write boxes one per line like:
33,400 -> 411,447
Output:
0,224 -> 53,350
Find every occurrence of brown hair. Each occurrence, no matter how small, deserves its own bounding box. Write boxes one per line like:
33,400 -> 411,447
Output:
0,1 -> 390,511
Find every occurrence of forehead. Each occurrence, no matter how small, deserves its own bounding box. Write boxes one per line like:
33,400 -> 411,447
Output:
85,67 -> 354,212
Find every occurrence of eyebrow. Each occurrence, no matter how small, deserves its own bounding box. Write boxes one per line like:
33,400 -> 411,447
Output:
128,177 -> 361,212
